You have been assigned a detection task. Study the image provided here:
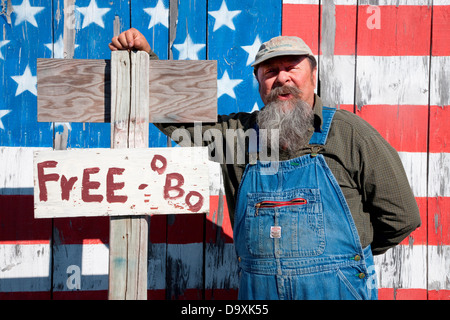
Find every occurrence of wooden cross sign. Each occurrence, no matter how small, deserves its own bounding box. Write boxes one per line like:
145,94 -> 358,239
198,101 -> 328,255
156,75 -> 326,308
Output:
34,51 -> 217,300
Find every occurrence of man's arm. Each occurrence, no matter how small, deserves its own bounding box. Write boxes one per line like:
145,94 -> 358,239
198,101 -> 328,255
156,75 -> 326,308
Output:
359,131 -> 421,255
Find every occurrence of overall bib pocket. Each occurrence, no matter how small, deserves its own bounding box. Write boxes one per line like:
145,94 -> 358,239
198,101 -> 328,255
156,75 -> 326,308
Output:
245,189 -> 325,258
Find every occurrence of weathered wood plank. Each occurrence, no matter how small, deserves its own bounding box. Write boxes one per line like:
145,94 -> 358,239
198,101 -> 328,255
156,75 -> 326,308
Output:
319,0 -> 357,111
130,51 -> 150,146
148,60 -> 217,123
131,0 -> 171,149
162,0 -> 208,300
428,3 -> 450,299
33,147 -> 210,218
108,50 -> 148,300
37,58 -> 111,123
110,51 -> 130,142
36,58 -> 217,124
130,1 -> 171,299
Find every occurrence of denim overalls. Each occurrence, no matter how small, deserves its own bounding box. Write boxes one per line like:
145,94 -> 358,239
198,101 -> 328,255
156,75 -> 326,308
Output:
234,107 -> 378,300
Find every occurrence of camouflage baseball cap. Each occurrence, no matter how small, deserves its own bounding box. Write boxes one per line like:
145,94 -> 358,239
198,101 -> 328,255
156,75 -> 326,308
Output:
251,36 -> 315,67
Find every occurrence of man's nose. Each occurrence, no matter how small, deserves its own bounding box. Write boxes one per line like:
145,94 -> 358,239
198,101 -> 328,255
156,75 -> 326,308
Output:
275,70 -> 291,86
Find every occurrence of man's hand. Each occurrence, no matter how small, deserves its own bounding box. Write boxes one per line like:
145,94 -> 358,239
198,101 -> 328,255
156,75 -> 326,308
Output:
109,28 -> 151,54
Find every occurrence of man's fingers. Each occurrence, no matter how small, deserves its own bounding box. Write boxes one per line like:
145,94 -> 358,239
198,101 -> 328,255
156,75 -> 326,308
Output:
117,33 -> 130,49
108,43 -> 118,51
110,36 -> 125,50
125,29 -> 136,48
109,28 -> 151,53
134,39 -> 142,48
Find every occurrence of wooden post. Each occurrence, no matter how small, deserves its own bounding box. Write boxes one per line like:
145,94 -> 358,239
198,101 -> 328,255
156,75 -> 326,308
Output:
108,50 -> 149,300
35,51 -> 216,300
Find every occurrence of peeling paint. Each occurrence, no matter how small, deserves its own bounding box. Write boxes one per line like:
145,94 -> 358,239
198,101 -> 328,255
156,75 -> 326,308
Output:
321,0 -> 336,57
0,0 -> 12,25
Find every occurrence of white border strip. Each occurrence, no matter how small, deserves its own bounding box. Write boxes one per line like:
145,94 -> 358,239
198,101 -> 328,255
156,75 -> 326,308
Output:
283,0 -> 434,5
359,0 -> 433,5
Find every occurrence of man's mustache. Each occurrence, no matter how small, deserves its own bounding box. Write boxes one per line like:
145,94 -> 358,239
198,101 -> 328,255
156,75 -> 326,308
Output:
265,85 -> 303,104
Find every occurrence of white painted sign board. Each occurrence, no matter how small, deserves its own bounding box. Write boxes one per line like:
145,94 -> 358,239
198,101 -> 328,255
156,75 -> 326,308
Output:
33,147 -> 210,218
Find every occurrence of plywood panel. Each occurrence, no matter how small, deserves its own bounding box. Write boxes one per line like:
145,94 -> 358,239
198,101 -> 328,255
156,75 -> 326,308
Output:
37,58 -> 111,123
36,59 -> 217,124
148,60 -> 217,123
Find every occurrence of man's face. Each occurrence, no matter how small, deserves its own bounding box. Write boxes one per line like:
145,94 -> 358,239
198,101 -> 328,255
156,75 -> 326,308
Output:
256,55 -> 317,107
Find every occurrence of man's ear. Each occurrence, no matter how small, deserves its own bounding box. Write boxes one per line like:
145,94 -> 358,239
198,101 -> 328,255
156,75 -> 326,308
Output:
311,66 -> 318,89
253,67 -> 259,81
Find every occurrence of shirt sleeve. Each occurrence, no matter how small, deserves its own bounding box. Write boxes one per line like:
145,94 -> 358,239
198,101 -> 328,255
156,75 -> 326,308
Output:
358,131 -> 421,255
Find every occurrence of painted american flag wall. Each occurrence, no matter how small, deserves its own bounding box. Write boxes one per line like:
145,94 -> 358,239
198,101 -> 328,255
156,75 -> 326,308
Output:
283,0 -> 450,300
0,0 -> 448,300
0,0 -> 280,299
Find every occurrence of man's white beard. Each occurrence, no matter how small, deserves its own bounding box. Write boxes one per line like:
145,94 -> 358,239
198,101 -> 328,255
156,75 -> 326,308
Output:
257,85 -> 314,155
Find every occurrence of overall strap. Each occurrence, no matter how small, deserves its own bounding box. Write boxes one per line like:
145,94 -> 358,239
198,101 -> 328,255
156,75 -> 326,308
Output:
308,106 -> 336,146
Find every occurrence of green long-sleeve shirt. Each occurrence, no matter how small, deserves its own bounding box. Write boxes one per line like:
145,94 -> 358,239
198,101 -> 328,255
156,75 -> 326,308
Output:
155,94 -> 421,255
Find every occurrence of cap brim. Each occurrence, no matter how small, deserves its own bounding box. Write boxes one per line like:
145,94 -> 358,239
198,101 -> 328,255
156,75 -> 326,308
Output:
251,50 -> 314,67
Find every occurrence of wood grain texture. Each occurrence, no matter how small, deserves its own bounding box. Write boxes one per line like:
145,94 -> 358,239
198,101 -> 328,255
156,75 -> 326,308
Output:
130,51 -> 150,147
37,58 -> 217,124
149,60 -> 217,123
319,1 -> 357,110
427,3 -> 450,297
37,58 -> 111,123
109,51 -> 148,300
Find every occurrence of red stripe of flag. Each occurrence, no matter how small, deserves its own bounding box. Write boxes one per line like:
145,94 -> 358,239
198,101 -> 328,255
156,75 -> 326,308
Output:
378,288 -> 428,300
282,4 -> 320,55
166,195 -> 233,244
432,5 -> 450,56
357,5 -> 432,56
356,105 -> 428,153
283,4 -> 439,57
430,105 -> 450,153
400,197 -> 427,246
322,4 -> 357,55
0,194 -> 232,245
53,217 -> 109,245
0,195 -> 51,245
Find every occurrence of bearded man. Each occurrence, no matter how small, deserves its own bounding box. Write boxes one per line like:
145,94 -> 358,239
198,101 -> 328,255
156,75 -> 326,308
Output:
110,30 -> 421,300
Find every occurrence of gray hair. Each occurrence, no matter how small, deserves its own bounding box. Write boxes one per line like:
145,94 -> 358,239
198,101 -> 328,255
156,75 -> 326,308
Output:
257,85 -> 314,155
